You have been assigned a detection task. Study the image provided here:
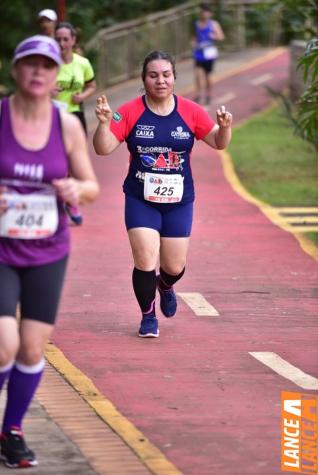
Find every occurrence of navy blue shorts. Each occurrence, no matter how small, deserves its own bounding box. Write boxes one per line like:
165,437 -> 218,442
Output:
125,195 -> 193,237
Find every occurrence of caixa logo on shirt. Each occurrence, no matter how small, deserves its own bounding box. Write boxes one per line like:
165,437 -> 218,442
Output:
136,125 -> 155,139
171,126 -> 190,140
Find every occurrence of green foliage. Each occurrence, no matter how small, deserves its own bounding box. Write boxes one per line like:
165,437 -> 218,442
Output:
245,4 -> 274,45
275,1 -> 318,151
0,0 -> 59,95
307,232 -> 318,245
296,39 -> 318,150
277,0 -> 318,41
0,0 -> 186,94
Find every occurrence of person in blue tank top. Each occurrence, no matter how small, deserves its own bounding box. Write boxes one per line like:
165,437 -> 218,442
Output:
0,35 -> 99,469
192,2 -> 225,105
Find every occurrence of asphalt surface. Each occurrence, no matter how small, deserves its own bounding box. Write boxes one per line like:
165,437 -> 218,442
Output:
1,47 -> 317,475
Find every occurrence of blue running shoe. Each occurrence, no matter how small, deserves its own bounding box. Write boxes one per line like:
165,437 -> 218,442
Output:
138,315 -> 159,338
157,276 -> 177,318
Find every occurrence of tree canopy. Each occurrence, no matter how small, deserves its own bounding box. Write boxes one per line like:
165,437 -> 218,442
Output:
0,0 -> 186,92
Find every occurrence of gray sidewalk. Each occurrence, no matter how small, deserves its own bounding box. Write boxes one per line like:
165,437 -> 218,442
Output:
0,371 -> 97,475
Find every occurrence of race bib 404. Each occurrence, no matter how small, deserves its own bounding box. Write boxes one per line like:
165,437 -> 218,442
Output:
0,192 -> 58,239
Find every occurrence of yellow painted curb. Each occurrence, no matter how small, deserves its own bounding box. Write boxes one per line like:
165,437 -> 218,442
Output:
294,232 -> 318,260
45,343 -> 183,475
220,146 -> 318,262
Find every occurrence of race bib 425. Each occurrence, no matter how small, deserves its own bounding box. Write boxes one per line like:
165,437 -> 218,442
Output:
144,173 -> 184,203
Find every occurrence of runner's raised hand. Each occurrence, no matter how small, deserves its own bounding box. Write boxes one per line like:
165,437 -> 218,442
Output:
95,95 -> 113,124
216,105 -> 232,129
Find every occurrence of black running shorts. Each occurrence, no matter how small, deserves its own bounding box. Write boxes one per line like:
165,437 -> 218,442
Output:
0,256 -> 68,325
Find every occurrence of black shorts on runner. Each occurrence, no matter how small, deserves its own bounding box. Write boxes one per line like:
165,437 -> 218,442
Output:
72,110 -> 87,135
195,59 -> 215,74
0,256 -> 68,325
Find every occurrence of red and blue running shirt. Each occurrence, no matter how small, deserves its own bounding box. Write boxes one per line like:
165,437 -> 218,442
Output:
110,95 -> 216,204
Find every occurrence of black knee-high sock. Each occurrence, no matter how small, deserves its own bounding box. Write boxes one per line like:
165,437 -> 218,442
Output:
159,267 -> 185,291
132,268 -> 157,315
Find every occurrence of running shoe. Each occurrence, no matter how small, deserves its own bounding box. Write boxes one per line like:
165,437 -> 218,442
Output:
0,428 -> 38,468
65,204 -> 83,225
138,314 -> 159,338
157,276 -> 177,318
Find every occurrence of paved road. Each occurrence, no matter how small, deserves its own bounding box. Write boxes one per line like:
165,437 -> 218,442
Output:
2,47 -> 317,475
50,47 -> 318,475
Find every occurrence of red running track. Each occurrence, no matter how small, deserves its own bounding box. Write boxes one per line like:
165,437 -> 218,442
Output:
53,50 -> 318,475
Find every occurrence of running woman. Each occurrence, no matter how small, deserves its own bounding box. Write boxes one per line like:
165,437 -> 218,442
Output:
54,22 -> 97,225
93,50 -> 232,338
0,35 -> 99,468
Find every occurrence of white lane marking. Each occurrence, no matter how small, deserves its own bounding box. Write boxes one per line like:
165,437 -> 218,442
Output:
275,217 -> 318,224
250,73 -> 273,86
214,92 -> 236,105
275,207 -> 318,213
177,292 -> 220,316
250,352 -> 318,390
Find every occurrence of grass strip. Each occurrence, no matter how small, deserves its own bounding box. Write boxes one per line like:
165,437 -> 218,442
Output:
228,105 -> 318,244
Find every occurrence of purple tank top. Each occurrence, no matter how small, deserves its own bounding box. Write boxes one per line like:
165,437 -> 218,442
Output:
0,97 -> 70,266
